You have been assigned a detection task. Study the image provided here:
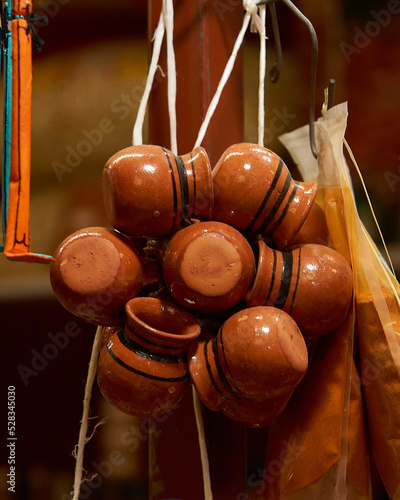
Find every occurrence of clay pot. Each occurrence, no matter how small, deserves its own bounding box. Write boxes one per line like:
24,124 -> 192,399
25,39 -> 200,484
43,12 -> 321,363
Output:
188,306 -> 308,425
102,144 -> 213,237
97,297 -> 201,418
212,143 -> 317,249
50,227 -> 162,326
246,240 -> 353,336
99,325 -> 121,352
162,221 -> 256,313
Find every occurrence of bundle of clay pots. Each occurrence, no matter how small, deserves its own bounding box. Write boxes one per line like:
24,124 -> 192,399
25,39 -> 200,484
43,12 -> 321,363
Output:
50,143 -> 353,427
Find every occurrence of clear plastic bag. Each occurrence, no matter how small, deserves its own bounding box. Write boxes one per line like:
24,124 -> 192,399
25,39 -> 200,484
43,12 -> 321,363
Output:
263,102 -> 384,499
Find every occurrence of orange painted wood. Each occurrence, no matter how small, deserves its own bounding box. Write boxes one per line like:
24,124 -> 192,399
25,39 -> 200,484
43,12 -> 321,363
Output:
148,1 -> 247,498
4,0 -> 53,262
6,4 -> 33,257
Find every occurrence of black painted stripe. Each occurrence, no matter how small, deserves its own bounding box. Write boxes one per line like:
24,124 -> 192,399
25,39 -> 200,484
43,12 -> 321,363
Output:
264,249 -> 277,305
190,152 -> 197,218
204,340 -> 224,396
257,170 -> 292,235
243,158 -> 284,236
274,250 -> 293,309
162,148 -> 178,232
214,325 -> 240,396
106,344 -> 188,383
125,325 -> 186,353
117,329 -> 187,364
212,335 -> 237,397
271,181 -> 299,234
174,154 -> 190,219
288,248 -> 301,315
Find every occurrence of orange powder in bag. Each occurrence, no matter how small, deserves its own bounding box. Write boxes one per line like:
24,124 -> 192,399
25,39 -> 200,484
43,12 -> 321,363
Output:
346,359 -> 370,497
356,289 -> 400,498
263,311 -> 353,499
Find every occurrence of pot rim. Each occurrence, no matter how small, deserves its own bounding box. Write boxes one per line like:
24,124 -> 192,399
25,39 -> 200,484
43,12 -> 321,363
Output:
125,297 -> 201,347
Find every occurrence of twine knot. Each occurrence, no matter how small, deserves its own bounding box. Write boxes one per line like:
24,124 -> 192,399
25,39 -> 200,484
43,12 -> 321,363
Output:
243,0 -> 259,15
243,0 -> 265,34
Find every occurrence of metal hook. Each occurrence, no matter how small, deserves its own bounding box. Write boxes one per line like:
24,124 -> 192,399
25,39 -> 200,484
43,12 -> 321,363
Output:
327,78 -> 335,110
268,3 -> 282,84
257,0 -> 319,158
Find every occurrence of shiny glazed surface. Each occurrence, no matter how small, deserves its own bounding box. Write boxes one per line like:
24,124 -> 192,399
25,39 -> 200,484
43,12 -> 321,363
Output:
212,143 -> 317,249
97,328 -> 189,417
162,221 -> 256,313
125,297 -> 201,353
50,226 -> 158,326
246,240 -> 353,336
97,298 -> 200,417
188,306 -> 308,425
102,144 -> 213,237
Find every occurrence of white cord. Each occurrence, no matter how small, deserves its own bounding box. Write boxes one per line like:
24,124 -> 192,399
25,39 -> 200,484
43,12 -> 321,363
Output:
132,10 -> 165,146
194,1 -> 266,149
192,386 -> 213,500
132,0 -> 177,154
163,0 -> 178,155
131,6 -> 269,500
71,326 -> 102,500
194,13 -> 251,149
258,5 -> 266,146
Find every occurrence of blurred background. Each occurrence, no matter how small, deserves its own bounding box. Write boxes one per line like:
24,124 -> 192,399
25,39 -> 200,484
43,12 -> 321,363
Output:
1,0 -> 399,498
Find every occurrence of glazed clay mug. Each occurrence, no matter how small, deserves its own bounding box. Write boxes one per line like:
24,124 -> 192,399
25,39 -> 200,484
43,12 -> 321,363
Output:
246,240 -> 353,336
162,221 -> 256,313
188,306 -> 308,425
97,297 -> 201,418
212,143 -> 318,249
102,144 -> 214,237
50,227 -> 162,326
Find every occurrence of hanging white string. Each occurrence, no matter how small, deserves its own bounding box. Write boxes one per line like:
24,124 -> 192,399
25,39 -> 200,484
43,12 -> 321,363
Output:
192,386 -> 213,500
163,0 -> 178,155
134,2 -> 211,498
132,0 -> 177,154
132,8 -> 165,147
71,326 -> 102,500
194,0 -> 265,149
257,4 -> 266,146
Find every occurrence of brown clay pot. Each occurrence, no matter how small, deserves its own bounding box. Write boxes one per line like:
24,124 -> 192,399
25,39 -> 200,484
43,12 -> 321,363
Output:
99,325 -> 121,352
97,297 -> 201,418
212,143 -> 318,249
162,221 -> 256,313
50,227 -> 162,326
188,306 -> 308,425
102,144 -> 214,237
246,240 -> 353,336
